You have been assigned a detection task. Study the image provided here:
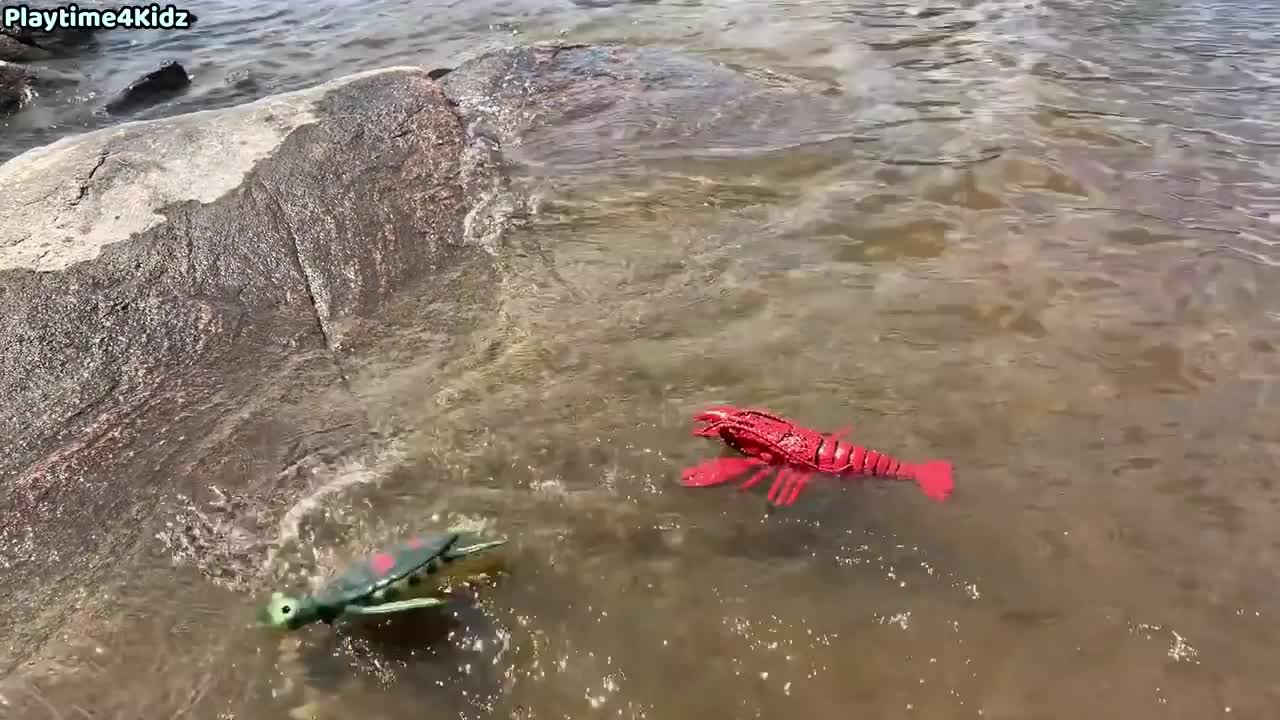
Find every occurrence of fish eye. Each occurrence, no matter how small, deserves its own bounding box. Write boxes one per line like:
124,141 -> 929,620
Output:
281,605 -> 292,615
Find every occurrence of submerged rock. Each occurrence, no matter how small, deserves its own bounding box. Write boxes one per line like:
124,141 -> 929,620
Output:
103,60 -> 192,114
439,42 -> 844,163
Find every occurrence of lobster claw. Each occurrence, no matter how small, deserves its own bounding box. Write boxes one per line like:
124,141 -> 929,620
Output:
680,456 -> 766,487
690,405 -> 743,437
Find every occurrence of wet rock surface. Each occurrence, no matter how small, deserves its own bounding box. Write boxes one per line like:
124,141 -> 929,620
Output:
0,25 -> 99,115
0,59 -> 33,112
0,26 -> 99,55
0,32 -> 51,62
0,58 -> 81,113
0,42 -> 837,679
0,58 -> 75,114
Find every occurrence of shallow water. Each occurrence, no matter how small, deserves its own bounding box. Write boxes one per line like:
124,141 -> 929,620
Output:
4,0 -> 1280,718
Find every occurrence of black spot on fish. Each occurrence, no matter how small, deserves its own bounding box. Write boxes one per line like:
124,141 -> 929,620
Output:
426,559 -> 439,574
408,574 -> 421,587
382,586 -> 400,601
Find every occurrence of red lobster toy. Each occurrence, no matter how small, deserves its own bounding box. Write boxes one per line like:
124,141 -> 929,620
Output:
680,406 -> 954,507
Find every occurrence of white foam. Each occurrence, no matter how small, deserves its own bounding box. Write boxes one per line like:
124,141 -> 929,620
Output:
262,439 -> 407,574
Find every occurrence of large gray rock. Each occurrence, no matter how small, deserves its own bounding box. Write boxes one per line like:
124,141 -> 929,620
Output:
0,63 -> 507,674
0,64 -> 491,473
0,41 -> 844,682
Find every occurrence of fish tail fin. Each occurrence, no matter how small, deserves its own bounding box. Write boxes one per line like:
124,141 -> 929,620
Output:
910,460 -> 954,501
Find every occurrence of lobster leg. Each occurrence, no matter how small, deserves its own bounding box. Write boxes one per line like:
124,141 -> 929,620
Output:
770,469 -> 811,507
766,468 -> 795,505
780,472 -> 812,506
736,465 -> 774,492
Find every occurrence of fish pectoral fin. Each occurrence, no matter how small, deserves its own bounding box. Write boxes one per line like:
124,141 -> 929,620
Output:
345,598 -> 448,615
444,539 -> 508,559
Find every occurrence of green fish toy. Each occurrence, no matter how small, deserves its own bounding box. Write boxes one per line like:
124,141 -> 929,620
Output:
260,530 -> 508,631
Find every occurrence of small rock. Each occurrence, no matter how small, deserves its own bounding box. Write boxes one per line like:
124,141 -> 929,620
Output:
103,60 -> 191,114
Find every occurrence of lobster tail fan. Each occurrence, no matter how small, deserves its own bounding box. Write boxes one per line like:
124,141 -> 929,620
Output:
911,460 -> 954,501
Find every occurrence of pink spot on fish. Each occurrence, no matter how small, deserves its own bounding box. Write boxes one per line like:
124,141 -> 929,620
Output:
370,553 -> 396,576
408,537 -> 425,549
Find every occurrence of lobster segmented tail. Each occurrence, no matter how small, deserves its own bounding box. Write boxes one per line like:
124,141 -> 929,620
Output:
843,444 -> 900,477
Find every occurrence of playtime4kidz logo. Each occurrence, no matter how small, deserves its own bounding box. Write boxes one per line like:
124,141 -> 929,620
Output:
2,3 -> 197,30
